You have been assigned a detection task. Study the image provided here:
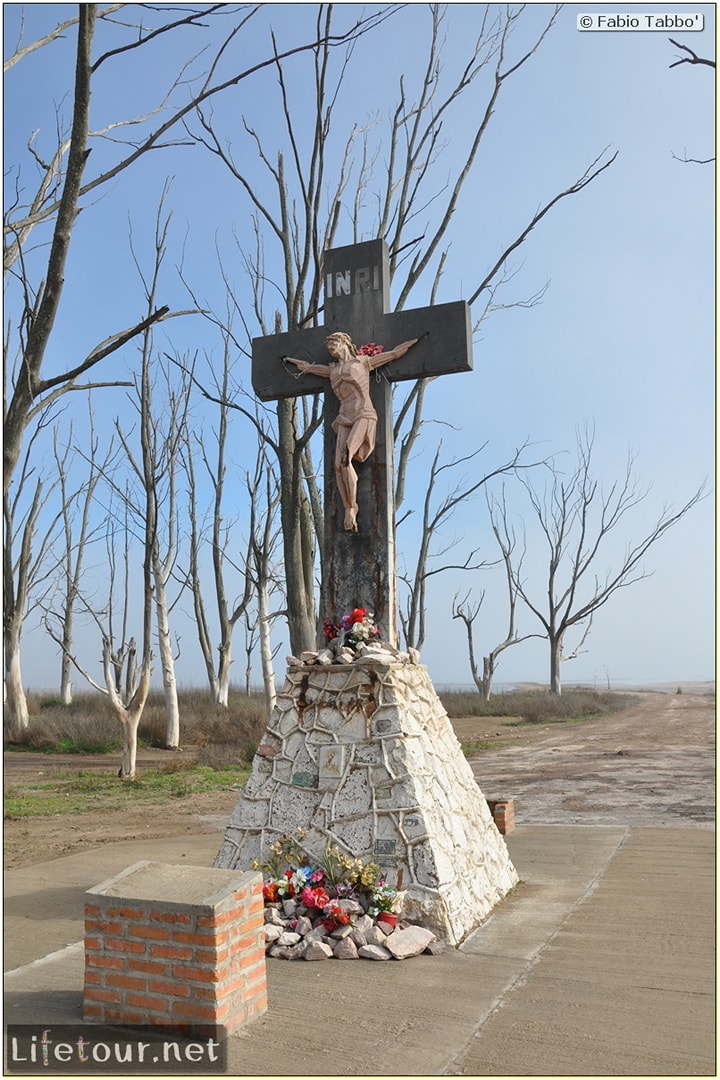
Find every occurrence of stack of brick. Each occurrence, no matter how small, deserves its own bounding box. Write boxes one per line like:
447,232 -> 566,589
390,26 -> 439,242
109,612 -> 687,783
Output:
486,798 -> 515,835
83,861 -> 266,1037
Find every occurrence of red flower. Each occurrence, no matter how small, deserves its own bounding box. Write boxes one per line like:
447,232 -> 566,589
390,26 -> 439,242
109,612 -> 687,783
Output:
350,607 -> 366,623
263,881 -> 279,902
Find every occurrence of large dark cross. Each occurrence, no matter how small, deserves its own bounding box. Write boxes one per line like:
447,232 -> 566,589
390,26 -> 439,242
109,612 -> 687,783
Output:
252,238 -> 473,647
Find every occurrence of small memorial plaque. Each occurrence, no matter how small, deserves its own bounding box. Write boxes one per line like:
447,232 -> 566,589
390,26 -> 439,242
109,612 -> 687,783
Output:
374,838 -> 397,856
376,786 -> 393,801
292,771 -> 319,789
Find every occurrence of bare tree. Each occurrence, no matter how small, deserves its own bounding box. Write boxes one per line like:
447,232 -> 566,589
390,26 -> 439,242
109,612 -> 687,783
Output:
3,5 -> 395,711
36,470 -> 154,777
191,3 -> 616,655
399,440 -> 547,651
47,406 -> 111,704
668,38 -> 715,164
452,493 -> 541,700
178,329 -> 257,708
501,426 -> 707,695
246,446 -> 284,715
115,347 -> 187,747
668,37 -> 715,69
3,416 -> 63,734
180,357 -> 284,712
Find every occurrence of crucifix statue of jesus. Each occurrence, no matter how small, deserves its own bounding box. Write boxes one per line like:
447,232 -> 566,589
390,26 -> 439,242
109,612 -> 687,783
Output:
252,238 -> 472,647
284,331 -> 426,532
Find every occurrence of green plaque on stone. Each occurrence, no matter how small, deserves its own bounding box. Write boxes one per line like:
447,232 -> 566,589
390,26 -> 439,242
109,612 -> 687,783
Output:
292,772 -> 319,788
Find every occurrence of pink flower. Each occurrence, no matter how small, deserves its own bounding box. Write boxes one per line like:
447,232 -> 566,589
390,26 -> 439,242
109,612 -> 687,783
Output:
301,886 -> 330,910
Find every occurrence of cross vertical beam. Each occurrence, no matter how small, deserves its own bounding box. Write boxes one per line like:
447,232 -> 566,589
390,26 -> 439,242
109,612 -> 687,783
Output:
251,238 -> 473,650
321,241 -> 396,644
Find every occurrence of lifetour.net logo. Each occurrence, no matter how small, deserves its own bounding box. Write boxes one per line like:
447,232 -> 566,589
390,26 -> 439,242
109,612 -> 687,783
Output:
5,1026 -> 227,1075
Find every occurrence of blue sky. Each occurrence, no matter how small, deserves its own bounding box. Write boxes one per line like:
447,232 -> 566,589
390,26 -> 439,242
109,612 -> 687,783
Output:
4,3 -> 715,692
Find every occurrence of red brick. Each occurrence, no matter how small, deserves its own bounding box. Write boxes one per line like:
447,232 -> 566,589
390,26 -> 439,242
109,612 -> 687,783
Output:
196,911 -> 238,928
231,887 -> 248,903
83,971 -> 102,985
103,1009 -> 146,1024
218,974 -> 253,999
149,910 -> 192,924
128,958 -> 168,975
127,993 -> 170,1013
105,906 -> 145,919
85,955 -> 124,971
173,930 -> 217,946
149,979 -> 192,998
106,973 -> 146,990
241,976 -> 267,1002
83,1004 -> 101,1018
172,964 -> 220,983
171,1001 -> 222,1021
128,924 -> 170,940
85,905 -> 100,917
85,919 -> 123,934
235,933 -> 263,954
247,991 -> 268,1015
84,987 -> 122,1004
151,943 -> 193,960
195,948 -> 230,965
84,937 -> 101,951
236,957 -> 266,984
105,937 -> 145,954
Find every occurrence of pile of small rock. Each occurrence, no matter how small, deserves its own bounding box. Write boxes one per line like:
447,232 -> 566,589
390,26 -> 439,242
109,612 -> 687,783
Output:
288,641 -> 421,668
263,897 -> 439,961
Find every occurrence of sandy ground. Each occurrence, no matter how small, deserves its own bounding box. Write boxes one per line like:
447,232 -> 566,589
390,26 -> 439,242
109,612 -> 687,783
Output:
3,687 -> 714,870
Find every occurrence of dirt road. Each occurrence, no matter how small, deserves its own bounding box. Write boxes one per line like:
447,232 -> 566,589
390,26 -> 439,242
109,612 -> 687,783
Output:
460,688 -> 715,826
3,689 -> 714,870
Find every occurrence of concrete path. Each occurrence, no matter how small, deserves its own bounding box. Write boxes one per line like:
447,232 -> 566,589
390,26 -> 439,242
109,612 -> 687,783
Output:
4,824 -> 715,1075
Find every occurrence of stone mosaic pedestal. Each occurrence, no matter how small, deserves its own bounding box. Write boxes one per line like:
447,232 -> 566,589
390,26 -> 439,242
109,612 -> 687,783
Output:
215,661 -> 518,943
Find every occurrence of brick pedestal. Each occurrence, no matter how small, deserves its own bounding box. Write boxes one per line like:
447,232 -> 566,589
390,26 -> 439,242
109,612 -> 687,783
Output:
487,798 -> 515,835
84,861 -> 266,1037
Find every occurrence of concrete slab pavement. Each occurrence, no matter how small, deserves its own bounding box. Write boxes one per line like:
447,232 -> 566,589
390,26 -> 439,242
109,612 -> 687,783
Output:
4,824 -> 715,1075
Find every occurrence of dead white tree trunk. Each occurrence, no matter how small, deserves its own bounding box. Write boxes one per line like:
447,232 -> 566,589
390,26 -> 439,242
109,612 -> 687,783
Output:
52,406 -> 108,704
115,191 -> 187,745
3,427 -> 61,733
247,449 -> 283,716
103,638 -> 152,779
4,622 -> 29,735
178,333 -> 254,708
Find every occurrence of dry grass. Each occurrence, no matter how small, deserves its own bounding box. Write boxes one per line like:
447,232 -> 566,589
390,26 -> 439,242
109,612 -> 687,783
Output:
439,688 -> 638,725
8,689 -> 268,767
8,688 -> 636,766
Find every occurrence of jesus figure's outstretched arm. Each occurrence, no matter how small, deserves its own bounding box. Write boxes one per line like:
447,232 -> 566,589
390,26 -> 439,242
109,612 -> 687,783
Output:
366,333 -> 429,370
